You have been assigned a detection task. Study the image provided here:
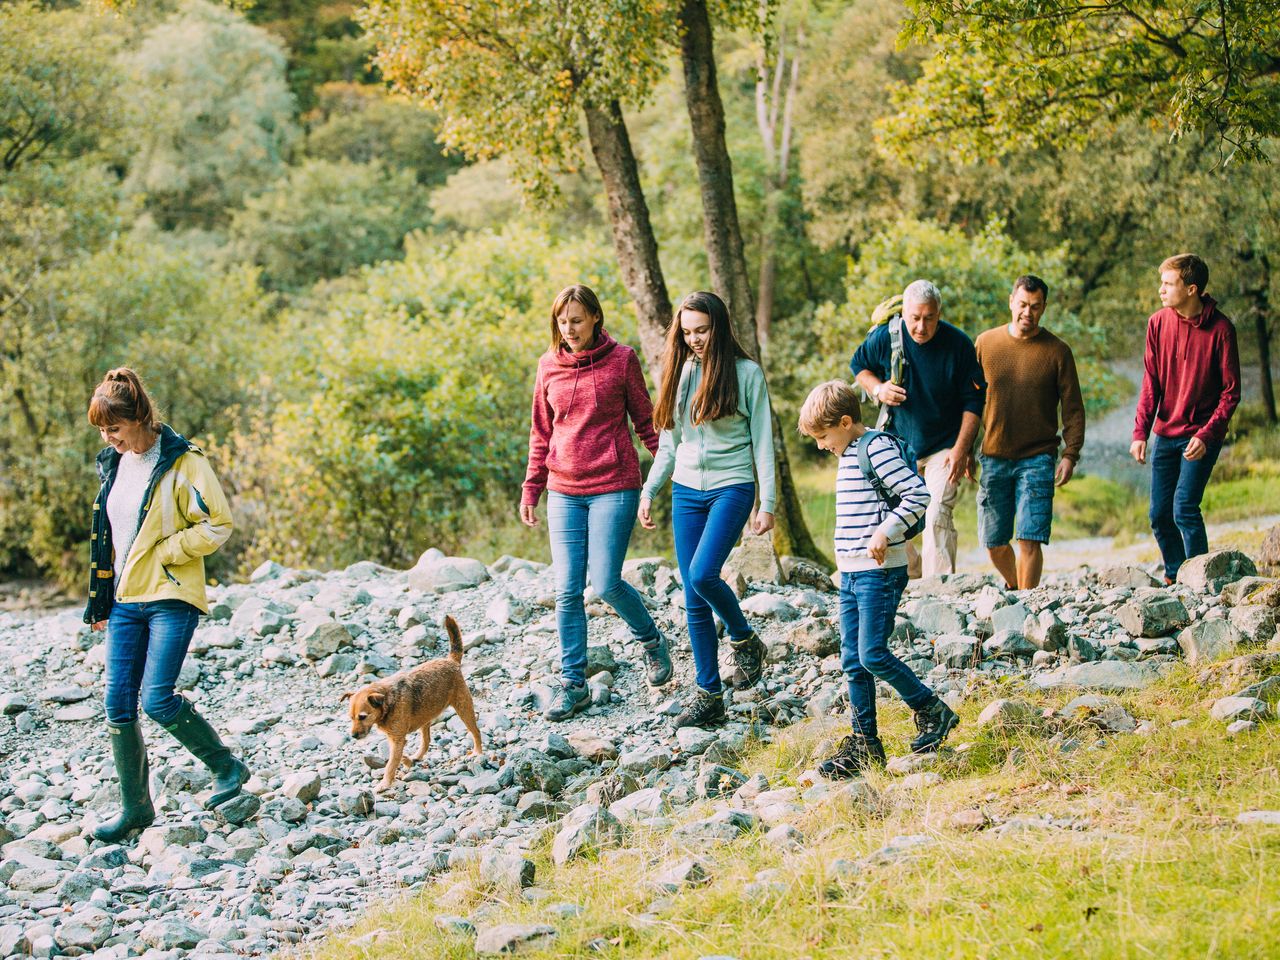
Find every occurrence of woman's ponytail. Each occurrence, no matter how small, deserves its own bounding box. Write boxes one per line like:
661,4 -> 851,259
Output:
87,367 -> 161,429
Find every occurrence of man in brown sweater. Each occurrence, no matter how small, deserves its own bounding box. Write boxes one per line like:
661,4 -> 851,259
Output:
975,275 -> 1086,589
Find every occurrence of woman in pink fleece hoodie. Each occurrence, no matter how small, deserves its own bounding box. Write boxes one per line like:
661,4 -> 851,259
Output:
520,284 -> 673,721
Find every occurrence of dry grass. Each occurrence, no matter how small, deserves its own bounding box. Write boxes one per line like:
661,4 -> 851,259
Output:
299,653 -> 1280,960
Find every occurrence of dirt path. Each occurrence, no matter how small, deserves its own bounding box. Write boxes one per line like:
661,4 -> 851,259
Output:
957,513 -> 1280,576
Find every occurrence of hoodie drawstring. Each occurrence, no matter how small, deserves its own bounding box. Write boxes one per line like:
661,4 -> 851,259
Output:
564,365 -> 582,420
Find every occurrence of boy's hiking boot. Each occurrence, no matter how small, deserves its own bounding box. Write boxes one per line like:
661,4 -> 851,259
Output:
673,688 -> 726,729
817,733 -> 887,780
910,697 -> 960,754
641,631 -> 673,686
544,682 -> 590,722
727,631 -> 766,689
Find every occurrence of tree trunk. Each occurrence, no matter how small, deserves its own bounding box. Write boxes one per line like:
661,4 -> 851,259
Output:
754,26 -> 801,355
677,0 -> 756,348
582,100 -> 672,373
1243,247 -> 1277,423
677,0 -> 827,566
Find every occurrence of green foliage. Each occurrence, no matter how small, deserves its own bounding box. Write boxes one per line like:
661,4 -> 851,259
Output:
303,83 -> 461,185
361,0 -> 673,198
782,216 -> 1119,414
229,157 -> 432,291
0,237 -> 267,581
887,0 -> 1280,163
0,2 -> 122,172
118,0 -> 299,229
221,224 -> 633,570
245,0 -> 375,111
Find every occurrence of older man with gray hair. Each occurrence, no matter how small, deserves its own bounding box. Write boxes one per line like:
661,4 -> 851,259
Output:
851,280 -> 985,576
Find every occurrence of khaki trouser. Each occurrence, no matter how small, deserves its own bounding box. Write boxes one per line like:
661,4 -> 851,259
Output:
905,449 -> 960,578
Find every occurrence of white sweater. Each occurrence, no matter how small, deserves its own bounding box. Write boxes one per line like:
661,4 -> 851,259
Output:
107,440 -> 161,578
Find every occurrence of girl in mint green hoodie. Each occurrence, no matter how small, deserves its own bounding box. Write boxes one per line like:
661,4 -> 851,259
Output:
639,291 -> 775,730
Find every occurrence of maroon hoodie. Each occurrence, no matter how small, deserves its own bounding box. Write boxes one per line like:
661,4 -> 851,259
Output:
521,329 -> 660,506
1132,296 -> 1241,445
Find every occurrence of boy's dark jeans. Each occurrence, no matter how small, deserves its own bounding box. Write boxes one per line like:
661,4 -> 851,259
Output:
838,566 -> 934,739
1149,433 -> 1222,581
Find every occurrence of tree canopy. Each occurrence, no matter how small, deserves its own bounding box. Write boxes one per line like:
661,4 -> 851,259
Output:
885,0 -> 1280,162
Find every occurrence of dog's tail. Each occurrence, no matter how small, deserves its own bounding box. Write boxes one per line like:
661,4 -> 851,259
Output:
444,615 -> 463,663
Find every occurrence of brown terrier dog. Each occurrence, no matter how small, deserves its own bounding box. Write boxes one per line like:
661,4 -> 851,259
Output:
341,615 -> 483,791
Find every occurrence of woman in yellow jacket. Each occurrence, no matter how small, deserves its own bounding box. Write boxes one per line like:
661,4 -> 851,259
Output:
84,368 -> 249,841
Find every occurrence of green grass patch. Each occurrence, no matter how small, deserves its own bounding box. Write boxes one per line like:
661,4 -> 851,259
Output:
303,660 -> 1280,960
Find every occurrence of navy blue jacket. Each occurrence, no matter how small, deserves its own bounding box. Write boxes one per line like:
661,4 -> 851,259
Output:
850,320 -> 986,459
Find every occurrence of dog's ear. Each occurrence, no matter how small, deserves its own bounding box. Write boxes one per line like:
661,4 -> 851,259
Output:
367,692 -> 385,709
340,691 -> 354,702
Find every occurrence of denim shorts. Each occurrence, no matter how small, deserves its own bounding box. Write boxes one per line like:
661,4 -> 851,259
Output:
977,452 -> 1055,547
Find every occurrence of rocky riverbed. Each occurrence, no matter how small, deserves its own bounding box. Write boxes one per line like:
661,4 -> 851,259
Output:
1,542 -> 1278,959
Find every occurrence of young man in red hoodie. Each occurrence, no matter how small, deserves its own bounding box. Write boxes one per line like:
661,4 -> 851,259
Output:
1131,254 -> 1241,584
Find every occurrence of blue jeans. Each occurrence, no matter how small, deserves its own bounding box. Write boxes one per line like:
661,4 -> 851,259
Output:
839,567 -> 933,738
548,489 -> 658,688
1149,433 -> 1222,581
105,599 -> 201,725
672,481 -> 755,695
977,452 -> 1055,547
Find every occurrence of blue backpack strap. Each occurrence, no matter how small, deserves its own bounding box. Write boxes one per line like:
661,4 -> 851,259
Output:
857,430 -> 891,503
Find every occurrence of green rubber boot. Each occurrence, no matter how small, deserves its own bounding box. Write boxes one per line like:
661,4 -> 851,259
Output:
163,699 -> 250,810
93,720 -> 156,843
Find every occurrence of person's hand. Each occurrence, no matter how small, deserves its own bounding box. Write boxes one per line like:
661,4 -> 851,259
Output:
945,445 -> 970,486
638,497 -> 656,530
1184,437 -> 1207,461
875,382 -> 907,407
752,511 -> 775,536
1130,440 -> 1147,464
519,503 -> 538,527
1055,457 -> 1076,487
92,620 -> 107,632
867,529 -> 888,565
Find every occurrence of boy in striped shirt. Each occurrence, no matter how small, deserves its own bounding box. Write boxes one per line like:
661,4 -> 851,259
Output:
799,381 -> 960,778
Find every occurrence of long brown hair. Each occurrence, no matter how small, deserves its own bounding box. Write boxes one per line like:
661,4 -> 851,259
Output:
652,291 -> 749,430
87,367 -> 161,430
548,284 -> 604,352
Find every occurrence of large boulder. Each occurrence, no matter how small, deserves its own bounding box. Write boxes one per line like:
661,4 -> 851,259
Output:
297,620 -> 352,661
933,634 -> 981,668
1227,605 -> 1279,644
785,617 -> 839,657
780,555 -> 837,592
1176,550 -> 1257,593
1116,589 -> 1190,638
406,551 -> 490,593
911,599 -> 965,635
551,804 -> 623,865
723,533 -> 784,585
975,698 -> 1040,731
1221,577 -> 1280,607
1178,619 -> 1245,665
500,749 -> 565,797
1032,660 -> 1164,692
1259,524 -> 1280,572
990,602 -> 1031,635
1024,609 -> 1069,651
1098,566 -> 1160,589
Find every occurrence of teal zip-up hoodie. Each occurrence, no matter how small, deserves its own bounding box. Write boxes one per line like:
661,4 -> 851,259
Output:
642,357 -> 776,512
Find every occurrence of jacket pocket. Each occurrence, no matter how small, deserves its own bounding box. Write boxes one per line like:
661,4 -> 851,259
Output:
161,564 -> 182,586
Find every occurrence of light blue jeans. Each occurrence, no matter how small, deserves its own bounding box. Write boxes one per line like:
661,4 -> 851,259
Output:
548,489 -> 658,688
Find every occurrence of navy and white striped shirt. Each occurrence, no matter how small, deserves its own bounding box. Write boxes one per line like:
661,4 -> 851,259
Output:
834,432 -> 930,572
